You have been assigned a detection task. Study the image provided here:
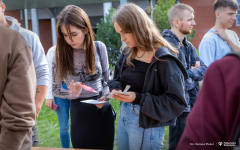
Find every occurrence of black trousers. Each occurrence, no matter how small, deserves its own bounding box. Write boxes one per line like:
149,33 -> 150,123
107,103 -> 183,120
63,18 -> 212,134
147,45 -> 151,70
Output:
32,122 -> 39,147
70,96 -> 115,150
169,112 -> 189,150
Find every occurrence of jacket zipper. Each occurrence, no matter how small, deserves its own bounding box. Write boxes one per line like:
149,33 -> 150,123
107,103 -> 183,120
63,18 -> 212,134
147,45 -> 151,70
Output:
142,60 -> 157,93
138,59 -> 157,128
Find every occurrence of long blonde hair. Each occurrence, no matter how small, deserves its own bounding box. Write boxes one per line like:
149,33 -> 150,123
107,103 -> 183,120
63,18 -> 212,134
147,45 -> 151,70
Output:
56,5 -> 96,80
113,3 -> 178,66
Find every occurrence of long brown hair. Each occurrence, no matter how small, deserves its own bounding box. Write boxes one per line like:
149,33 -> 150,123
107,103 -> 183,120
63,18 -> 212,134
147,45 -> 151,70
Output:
112,3 -> 178,66
56,5 -> 96,80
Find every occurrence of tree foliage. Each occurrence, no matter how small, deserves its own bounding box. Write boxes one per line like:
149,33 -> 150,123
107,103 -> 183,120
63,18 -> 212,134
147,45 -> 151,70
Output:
153,0 -> 196,42
153,0 -> 175,33
96,7 -> 121,69
186,29 -> 196,42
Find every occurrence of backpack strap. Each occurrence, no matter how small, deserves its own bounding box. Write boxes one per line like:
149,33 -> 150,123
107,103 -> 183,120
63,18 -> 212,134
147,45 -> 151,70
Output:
94,41 -> 105,95
94,41 -> 115,116
94,41 -> 102,67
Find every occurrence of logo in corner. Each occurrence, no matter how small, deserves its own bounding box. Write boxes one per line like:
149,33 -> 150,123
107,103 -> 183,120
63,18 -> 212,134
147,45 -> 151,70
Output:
218,142 -> 222,146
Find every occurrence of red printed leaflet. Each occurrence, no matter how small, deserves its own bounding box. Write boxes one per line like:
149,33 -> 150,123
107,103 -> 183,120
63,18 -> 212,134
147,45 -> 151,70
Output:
79,84 -> 99,94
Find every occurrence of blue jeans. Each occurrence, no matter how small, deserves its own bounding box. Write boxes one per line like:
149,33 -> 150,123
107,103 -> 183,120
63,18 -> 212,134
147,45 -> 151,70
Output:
54,83 -> 71,148
117,102 -> 164,150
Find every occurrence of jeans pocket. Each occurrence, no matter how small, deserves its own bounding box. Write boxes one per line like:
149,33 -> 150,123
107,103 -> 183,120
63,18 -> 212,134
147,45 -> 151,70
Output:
131,104 -> 140,116
150,127 -> 164,150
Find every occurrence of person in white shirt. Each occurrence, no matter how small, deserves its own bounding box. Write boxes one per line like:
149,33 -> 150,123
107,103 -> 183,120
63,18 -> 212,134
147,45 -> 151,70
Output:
45,46 -> 71,148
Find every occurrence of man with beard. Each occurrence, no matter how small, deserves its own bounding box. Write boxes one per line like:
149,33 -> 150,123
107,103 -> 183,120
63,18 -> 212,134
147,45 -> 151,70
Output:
162,3 -> 207,150
199,0 -> 240,67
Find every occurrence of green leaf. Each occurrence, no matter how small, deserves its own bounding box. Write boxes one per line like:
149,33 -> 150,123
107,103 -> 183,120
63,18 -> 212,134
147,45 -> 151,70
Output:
96,7 -> 121,70
153,0 -> 176,33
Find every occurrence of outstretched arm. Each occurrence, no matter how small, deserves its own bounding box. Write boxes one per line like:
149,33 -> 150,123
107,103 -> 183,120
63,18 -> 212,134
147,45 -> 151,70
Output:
45,47 -> 55,109
30,33 -> 49,116
35,85 -> 48,117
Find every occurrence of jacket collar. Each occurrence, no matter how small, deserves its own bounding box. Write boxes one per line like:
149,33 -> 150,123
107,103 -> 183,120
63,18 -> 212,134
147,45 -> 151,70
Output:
162,29 -> 188,46
121,45 -> 188,80
5,16 -> 21,32
153,46 -> 189,80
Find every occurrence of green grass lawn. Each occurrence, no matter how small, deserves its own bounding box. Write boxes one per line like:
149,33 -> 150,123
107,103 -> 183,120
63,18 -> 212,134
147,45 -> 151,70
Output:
37,101 -> 61,147
37,99 -> 169,150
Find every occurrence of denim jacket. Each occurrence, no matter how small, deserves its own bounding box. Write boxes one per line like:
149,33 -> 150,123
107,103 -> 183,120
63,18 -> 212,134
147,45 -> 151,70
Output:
162,30 -> 207,111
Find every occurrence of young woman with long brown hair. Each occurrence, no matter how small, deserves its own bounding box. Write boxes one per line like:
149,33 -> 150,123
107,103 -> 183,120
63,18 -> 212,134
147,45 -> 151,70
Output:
52,5 -> 114,149
107,3 -> 188,150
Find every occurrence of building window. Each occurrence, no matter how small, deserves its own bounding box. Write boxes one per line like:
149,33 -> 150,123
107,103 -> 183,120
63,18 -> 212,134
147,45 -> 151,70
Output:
237,0 -> 240,26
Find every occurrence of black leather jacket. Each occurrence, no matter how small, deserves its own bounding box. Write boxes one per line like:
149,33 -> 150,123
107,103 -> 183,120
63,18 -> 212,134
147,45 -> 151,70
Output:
108,46 -> 188,128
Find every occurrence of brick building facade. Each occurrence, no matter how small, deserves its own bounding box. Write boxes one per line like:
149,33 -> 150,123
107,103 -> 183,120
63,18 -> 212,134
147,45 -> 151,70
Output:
5,10 -> 52,54
5,0 -> 240,52
179,0 -> 239,49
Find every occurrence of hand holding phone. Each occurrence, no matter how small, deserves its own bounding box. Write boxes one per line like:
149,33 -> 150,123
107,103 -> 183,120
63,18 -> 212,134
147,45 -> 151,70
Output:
107,85 -> 131,99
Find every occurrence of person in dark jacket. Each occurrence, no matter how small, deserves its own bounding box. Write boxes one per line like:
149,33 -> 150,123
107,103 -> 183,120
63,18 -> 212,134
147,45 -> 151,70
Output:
177,52 -> 240,150
162,3 -> 207,150
107,3 -> 188,150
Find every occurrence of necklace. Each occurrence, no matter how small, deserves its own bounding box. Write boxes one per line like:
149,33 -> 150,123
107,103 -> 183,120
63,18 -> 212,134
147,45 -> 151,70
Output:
136,51 -> 145,60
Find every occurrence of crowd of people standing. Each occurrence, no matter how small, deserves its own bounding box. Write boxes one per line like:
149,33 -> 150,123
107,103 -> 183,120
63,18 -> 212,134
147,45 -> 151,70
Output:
0,0 -> 239,150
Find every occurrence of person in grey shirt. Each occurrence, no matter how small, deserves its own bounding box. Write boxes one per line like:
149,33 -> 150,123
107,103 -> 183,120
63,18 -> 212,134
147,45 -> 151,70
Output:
52,5 -> 114,149
0,0 -> 49,146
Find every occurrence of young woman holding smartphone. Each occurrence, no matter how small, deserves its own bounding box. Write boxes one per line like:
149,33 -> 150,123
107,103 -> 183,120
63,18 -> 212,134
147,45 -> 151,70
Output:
108,3 -> 188,150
